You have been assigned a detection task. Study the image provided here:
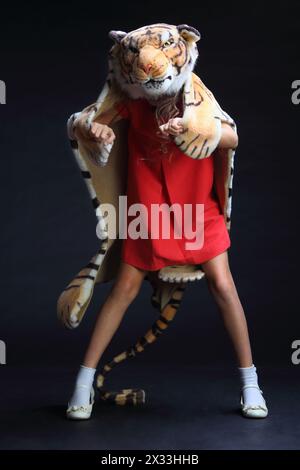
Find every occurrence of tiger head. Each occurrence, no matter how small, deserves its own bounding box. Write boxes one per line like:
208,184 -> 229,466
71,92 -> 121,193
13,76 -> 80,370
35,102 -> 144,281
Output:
108,23 -> 201,101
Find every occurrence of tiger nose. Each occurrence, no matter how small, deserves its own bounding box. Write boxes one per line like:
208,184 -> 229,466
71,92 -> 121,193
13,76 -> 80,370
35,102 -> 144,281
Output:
141,63 -> 153,74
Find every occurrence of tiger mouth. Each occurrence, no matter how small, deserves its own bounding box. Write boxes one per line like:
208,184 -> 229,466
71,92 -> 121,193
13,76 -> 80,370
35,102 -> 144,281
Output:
144,75 -> 172,88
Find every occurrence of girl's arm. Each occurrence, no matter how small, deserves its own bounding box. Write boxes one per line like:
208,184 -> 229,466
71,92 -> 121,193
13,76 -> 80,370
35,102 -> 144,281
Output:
74,100 -> 130,145
218,122 -> 238,149
159,119 -> 238,150
89,100 -> 130,145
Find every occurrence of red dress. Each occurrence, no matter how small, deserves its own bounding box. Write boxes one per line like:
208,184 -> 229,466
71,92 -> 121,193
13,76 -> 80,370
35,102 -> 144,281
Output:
114,98 -> 231,271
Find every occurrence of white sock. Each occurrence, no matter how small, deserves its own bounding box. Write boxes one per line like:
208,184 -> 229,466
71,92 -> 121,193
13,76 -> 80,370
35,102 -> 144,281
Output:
68,365 -> 96,407
238,364 -> 266,407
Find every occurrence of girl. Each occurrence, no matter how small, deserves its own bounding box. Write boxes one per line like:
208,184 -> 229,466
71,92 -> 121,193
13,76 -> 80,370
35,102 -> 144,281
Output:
65,24 -> 268,420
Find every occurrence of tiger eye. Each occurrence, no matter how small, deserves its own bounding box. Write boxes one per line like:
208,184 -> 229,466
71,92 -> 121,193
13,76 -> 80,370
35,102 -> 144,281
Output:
163,38 -> 174,47
129,45 -> 139,54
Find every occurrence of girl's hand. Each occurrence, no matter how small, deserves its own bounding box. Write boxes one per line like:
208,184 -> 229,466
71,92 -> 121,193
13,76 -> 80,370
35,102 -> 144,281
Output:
89,122 -> 116,145
159,118 -> 185,137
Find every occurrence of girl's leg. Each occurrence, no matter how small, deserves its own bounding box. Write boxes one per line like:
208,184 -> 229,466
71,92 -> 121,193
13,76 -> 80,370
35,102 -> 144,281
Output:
67,262 -> 147,413
200,250 -> 252,367
200,250 -> 268,416
83,261 -> 147,368
83,262 -> 147,368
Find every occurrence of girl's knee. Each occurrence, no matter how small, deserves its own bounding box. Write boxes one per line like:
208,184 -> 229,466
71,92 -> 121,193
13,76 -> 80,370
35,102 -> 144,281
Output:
110,276 -> 142,304
206,272 -> 235,299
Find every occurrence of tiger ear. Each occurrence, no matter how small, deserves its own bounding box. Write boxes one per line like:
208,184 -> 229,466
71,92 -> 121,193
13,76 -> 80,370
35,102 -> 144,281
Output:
177,24 -> 201,43
108,30 -> 127,44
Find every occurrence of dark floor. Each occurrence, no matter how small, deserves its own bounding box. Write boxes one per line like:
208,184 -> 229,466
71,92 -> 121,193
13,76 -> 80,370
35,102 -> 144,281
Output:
0,363 -> 299,450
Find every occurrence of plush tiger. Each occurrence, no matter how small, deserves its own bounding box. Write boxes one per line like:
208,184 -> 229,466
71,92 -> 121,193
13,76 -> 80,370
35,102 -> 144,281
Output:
57,23 -> 237,406
108,23 -> 200,100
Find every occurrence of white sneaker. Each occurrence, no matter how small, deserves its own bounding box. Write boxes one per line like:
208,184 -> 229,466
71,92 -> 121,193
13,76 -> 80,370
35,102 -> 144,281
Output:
240,385 -> 268,418
66,385 -> 95,420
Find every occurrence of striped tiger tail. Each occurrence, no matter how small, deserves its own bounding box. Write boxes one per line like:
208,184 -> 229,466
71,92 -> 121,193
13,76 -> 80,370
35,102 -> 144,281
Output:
96,282 -> 186,405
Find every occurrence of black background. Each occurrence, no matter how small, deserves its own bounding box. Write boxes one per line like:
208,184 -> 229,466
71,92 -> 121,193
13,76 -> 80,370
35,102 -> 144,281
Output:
0,0 -> 300,450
